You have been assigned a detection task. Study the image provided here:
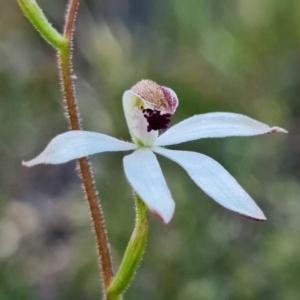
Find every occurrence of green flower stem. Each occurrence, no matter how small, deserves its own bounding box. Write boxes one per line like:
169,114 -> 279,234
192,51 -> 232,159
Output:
107,194 -> 149,299
17,0 -> 67,50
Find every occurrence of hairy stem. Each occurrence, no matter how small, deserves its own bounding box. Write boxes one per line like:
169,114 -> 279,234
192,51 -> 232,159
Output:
58,0 -> 114,294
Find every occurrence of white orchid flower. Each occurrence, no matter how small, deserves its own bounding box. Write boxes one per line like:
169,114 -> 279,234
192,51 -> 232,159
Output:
23,80 -> 287,224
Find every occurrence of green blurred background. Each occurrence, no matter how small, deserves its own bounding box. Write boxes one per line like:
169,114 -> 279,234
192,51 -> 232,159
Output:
0,0 -> 298,299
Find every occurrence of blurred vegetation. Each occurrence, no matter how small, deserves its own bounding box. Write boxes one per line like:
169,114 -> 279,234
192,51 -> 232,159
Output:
0,0 -> 298,299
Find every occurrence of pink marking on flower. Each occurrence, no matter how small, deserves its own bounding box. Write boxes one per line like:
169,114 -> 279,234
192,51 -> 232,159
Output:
267,127 -> 288,134
150,208 -> 166,223
239,214 -> 266,221
160,86 -> 178,114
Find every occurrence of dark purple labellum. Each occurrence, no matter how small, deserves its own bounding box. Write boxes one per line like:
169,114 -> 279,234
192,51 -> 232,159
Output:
142,109 -> 171,132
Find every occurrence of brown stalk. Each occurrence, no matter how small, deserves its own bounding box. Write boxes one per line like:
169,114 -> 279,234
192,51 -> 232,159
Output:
58,0 -> 114,293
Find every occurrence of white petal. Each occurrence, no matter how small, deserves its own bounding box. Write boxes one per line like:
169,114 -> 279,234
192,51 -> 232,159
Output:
23,131 -> 136,166
153,147 -> 266,220
156,112 -> 287,146
123,148 -> 175,223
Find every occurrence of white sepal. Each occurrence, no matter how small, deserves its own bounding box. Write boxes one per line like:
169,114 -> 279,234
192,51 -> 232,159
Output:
153,147 -> 266,221
156,112 -> 287,146
23,131 -> 136,166
123,148 -> 175,223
